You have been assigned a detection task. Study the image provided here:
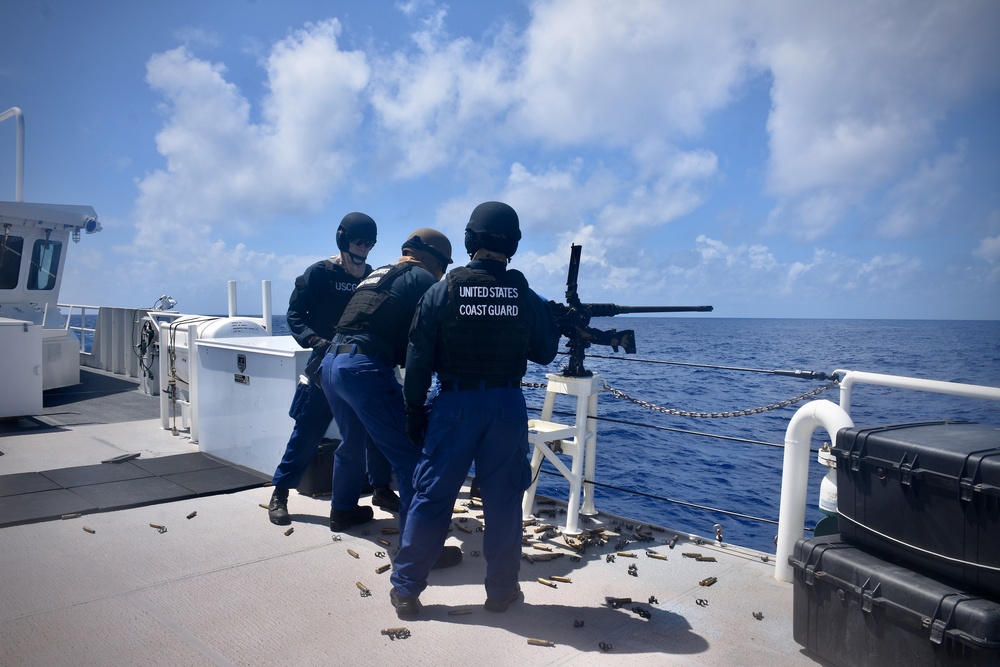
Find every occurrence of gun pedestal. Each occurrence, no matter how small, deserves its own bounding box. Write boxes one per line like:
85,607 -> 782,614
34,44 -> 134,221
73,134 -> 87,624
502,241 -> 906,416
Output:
522,372 -> 602,536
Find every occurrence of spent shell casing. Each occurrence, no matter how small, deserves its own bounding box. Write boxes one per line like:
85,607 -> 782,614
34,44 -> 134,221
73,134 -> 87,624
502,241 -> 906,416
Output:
447,608 -> 473,616
381,527 -> 399,535
149,523 -> 165,530
646,552 -> 668,561
528,638 -> 555,647
696,556 -> 717,563
375,563 -> 392,574
537,577 -> 557,588
377,538 -> 392,547
186,511 -> 197,520
347,549 -> 360,559
356,581 -> 370,593
699,576 -> 718,587
61,514 -> 81,520
82,526 -> 96,534
616,551 -> 637,558
284,527 -> 294,536
259,503 -> 269,509
532,544 -> 552,552
455,523 -> 473,534
381,627 -> 408,636
550,575 -> 572,583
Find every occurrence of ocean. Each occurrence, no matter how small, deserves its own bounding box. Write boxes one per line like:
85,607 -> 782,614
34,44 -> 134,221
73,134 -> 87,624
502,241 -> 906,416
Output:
72,314 -> 1000,553
521,317 -> 1000,553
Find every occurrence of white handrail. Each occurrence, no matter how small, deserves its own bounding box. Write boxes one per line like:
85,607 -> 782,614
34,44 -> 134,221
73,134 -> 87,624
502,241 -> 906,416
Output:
774,371 -> 1000,583
0,107 -> 25,201
835,369 -> 1000,413
774,400 -> 854,582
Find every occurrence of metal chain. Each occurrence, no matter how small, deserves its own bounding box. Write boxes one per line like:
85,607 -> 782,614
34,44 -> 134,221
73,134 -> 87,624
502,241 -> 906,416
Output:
601,379 -> 840,418
521,378 -> 839,418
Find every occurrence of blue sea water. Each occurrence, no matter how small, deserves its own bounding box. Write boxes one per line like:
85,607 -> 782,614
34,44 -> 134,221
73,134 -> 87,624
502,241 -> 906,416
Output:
521,317 -> 1000,553
70,314 -> 1000,553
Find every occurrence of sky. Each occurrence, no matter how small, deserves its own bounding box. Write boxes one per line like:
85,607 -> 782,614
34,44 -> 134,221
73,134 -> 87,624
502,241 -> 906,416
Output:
1,0 -> 998,319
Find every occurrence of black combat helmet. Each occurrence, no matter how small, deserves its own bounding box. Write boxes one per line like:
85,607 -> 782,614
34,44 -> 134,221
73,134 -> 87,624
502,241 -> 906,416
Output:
335,212 -> 378,253
402,228 -> 453,269
465,201 -> 521,259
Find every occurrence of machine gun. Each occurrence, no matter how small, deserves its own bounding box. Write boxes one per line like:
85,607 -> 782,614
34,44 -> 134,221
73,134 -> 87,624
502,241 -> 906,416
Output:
548,244 -> 713,377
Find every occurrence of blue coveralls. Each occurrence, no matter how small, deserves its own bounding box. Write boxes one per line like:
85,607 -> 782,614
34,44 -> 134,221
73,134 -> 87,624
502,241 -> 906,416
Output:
270,256 -> 392,491
319,262 -> 439,534
390,259 -> 559,601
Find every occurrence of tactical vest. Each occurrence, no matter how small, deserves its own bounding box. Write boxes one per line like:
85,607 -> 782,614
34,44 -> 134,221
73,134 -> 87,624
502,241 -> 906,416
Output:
437,267 -> 531,379
336,263 -> 414,365
305,260 -> 366,341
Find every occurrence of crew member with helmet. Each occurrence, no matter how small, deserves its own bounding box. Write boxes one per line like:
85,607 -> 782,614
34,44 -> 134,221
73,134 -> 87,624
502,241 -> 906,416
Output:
320,228 -> 461,551
267,212 -> 397,525
389,202 -> 560,617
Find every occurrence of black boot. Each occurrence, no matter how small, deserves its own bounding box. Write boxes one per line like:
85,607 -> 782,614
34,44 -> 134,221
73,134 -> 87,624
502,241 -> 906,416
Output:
372,486 -> 400,512
330,505 -> 374,532
268,487 -> 290,526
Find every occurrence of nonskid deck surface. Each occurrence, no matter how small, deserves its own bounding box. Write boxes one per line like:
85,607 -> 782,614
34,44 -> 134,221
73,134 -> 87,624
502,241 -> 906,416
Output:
0,372 -> 821,666
0,451 -> 270,528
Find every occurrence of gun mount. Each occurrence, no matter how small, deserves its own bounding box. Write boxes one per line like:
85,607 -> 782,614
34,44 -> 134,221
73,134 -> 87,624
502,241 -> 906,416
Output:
548,244 -> 713,377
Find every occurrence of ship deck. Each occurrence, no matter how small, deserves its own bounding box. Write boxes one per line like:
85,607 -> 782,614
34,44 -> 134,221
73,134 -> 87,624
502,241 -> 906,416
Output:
0,369 -> 827,666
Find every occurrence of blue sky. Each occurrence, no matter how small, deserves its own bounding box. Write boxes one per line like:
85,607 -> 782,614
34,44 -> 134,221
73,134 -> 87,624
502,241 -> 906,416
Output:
2,0 -> 998,319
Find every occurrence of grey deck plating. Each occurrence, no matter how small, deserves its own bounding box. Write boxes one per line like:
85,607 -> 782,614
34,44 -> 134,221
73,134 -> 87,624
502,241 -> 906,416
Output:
0,369 -> 822,666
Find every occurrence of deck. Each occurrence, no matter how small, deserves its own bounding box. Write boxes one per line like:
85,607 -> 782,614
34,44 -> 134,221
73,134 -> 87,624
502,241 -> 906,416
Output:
0,369 -> 825,666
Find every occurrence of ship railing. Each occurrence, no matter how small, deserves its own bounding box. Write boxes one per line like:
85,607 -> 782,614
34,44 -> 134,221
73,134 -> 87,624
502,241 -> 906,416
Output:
772,370 -> 1000,582
58,302 -> 101,354
58,302 -> 186,378
835,369 -> 1000,413
524,357 -> 999,567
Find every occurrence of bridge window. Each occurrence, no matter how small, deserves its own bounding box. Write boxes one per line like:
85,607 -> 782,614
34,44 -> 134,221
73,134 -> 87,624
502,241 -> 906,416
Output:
0,234 -> 24,289
27,239 -> 62,291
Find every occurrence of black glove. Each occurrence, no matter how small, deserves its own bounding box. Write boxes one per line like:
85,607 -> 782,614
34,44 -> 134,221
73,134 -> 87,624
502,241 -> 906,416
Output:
405,403 -> 428,447
308,336 -> 331,352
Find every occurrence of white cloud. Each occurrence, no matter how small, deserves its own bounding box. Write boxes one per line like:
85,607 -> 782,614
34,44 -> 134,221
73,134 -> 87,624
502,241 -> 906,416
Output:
368,9 -> 516,178
174,26 -> 222,50
120,21 -> 370,309
514,0 -> 751,144
973,234 -> 1000,265
877,147 -> 964,238
756,0 -> 1000,239
137,21 -> 368,240
684,235 -> 922,301
98,0 -> 997,315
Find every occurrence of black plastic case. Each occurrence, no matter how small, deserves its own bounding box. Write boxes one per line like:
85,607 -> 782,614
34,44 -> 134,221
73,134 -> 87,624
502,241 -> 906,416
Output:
791,535 -> 1000,667
833,421 -> 1000,597
295,439 -> 337,497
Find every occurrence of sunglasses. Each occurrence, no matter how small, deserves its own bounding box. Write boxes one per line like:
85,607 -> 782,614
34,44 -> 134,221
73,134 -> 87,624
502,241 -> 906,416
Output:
350,237 -> 376,248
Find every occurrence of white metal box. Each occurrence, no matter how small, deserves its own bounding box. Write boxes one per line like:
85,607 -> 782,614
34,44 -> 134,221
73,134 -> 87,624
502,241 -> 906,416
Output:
0,317 -> 43,418
193,336 -> 339,475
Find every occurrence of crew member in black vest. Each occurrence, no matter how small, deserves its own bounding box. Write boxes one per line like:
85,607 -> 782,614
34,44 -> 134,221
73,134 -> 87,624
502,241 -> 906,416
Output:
320,229 -> 460,547
267,212 -> 396,525
389,202 -> 560,618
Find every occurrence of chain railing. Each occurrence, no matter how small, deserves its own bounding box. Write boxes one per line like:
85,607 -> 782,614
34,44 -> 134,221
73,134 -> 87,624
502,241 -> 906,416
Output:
520,378 -> 840,419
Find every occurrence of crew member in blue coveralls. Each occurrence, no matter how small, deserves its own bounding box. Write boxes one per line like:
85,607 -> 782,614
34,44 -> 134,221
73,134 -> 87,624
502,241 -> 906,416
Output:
389,202 -> 560,618
320,229 -> 462,552
267,212 -> 397,525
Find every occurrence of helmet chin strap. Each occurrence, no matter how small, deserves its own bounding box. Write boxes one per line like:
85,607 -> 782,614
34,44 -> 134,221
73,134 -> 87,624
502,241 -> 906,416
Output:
342,250 -> 368,277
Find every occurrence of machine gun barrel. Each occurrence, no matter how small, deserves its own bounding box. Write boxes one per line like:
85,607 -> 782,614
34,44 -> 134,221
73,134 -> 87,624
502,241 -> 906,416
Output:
554,243 -> 713,376
586,304 -> 714,317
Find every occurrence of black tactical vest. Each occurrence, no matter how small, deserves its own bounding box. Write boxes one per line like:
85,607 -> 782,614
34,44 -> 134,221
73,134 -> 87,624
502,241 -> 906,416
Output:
437,267 -> 531,379
336,263 -> 413,365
